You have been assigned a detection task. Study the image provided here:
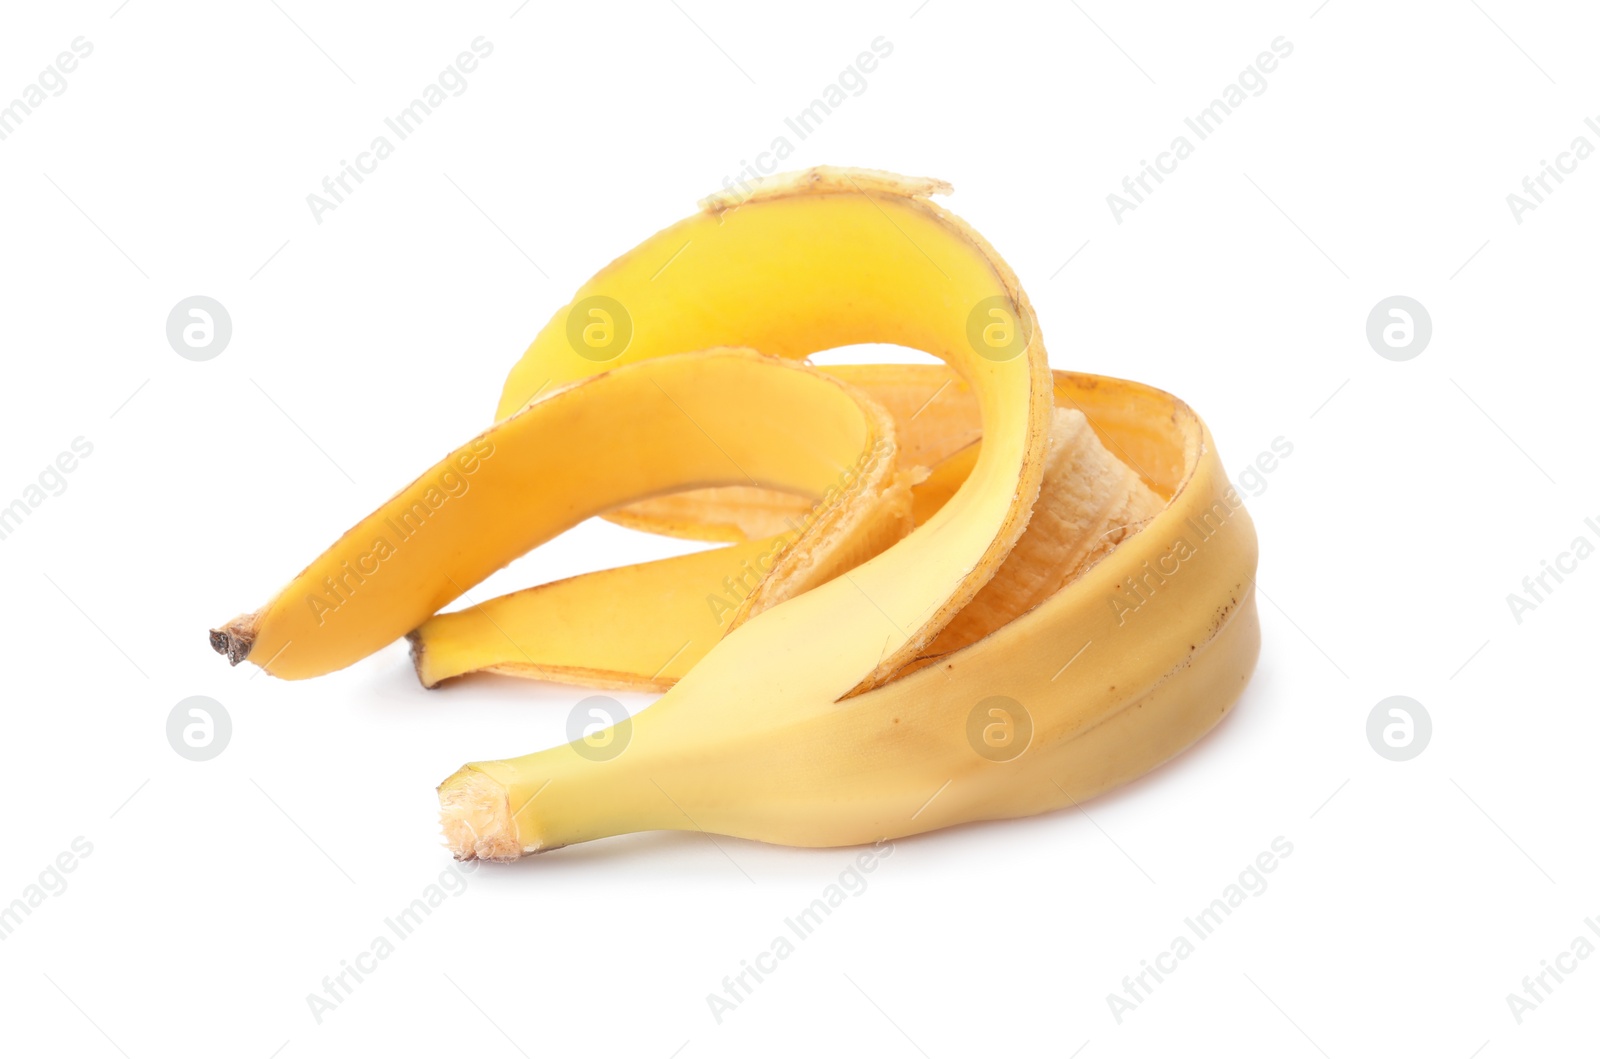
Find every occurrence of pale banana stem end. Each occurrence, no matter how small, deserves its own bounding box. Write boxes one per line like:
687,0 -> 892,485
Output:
438,767 -> 522,861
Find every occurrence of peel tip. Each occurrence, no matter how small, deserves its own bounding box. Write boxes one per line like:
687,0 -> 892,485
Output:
208,615 -> 257,666
405,630 -> 442,690
698,166 -> 953,216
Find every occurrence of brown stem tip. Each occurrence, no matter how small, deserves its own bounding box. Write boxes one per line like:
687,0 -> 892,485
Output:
208,615 -> 257,666
405,630 -> 441,690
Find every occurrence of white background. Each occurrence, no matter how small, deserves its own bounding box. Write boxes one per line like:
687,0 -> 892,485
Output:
1,1 -> 1595,1056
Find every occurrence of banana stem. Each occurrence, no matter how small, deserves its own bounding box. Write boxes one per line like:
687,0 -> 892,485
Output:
439,748 -> 679,859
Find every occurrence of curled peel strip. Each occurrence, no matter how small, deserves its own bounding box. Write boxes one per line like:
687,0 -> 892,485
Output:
211,168 -> 1259,860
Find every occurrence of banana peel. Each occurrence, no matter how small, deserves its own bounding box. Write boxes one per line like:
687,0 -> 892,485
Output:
210,167 -> 1260,860
209,347 -> 912,681
408,380 -> 1164,689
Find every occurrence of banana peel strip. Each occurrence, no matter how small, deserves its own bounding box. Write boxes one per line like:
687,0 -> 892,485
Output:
210,348 -> 911,681
409,367 -> 1164,690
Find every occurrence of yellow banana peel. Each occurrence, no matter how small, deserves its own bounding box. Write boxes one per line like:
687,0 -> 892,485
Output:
211,167 -> 1260,860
